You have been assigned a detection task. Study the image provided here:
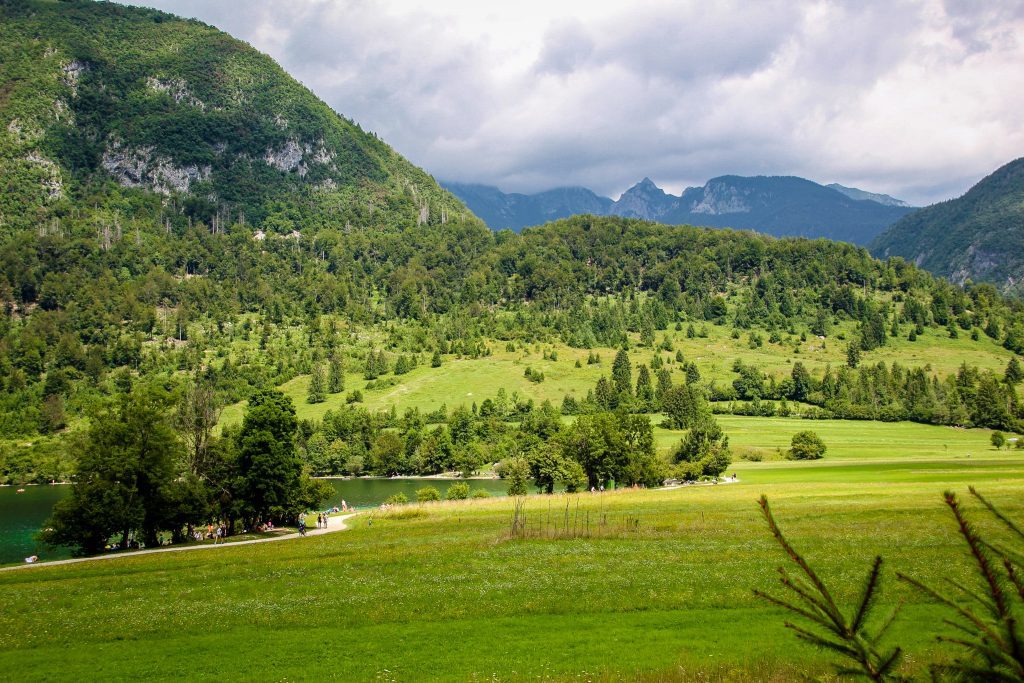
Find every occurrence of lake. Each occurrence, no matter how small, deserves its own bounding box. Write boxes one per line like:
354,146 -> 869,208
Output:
0,477 -> 514,565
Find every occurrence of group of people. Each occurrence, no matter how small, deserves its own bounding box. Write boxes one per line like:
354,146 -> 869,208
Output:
207,522 -> 228,543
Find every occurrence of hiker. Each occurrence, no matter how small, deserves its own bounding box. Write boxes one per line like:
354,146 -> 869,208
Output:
322,514 -> 328,528
298,518 -> 306,536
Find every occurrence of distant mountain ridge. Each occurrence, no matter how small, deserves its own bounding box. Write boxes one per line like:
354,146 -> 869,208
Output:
827,183 -> 910,207
441,183 -> 611,231
871,157 -> 1024,294
445,176 -> 914,244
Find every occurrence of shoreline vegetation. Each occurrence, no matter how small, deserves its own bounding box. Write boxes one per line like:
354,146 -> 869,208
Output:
1,512 -> 362,573
4,479 -> 739,569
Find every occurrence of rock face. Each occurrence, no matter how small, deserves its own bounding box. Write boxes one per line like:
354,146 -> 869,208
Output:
146,77 -> 205,110
686,179 -> 752,215
447,176 -> 913,243
608,178 -> 676,220
263,139 -> 337,176
102,140 -> 211,195
870,157 -> 1024,294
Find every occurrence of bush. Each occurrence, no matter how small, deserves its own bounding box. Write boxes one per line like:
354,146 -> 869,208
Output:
991,431 -> 1006,449
445,481 -> 470,500
415,486 -> 441,502
471,489 -> 490,499
384,492 -> 408,505
789,430 -> 826,460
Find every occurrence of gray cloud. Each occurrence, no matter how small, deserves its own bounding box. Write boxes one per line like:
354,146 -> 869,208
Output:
119,0 -> 1024,205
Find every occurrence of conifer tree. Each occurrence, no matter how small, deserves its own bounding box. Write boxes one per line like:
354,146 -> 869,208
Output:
328,354 -> 344,394
656,368 -> 673,401
636,364 -> 654,407
1006,356 -> 1023,385
847,342 -> 861,369
612,349 -> 632,396
307,364 -> 326,404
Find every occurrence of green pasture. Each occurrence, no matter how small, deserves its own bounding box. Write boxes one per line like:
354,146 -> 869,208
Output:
218,322 -> 1016,427
3,420 -> 1023,680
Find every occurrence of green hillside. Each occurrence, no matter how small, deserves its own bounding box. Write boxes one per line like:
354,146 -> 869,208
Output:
0,0 -> 473,231
871,157 -> 1024,295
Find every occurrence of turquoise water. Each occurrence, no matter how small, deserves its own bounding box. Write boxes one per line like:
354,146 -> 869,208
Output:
0,485 -> 71,565
0,478 -> 514,565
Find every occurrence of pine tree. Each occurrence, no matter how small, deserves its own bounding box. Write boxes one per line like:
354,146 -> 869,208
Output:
431,350 -> 442,367
636,364 -> 654,407
307,364 -> 326,404
594,376 -> 616,410
612,349 -> 632,396
328,354 -> 344,394
846,342 -> 861,369
685,362 -> 701,385
1006,356 -> 1023,385
656,368 -> 673,401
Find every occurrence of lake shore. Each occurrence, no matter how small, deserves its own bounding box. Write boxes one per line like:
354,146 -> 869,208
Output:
0,512 -> 362,572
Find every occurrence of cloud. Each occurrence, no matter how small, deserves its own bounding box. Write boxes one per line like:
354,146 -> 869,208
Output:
120,0 -> 1024,205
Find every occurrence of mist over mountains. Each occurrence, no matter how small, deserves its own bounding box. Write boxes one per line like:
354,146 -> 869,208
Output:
444,176 -> 915,245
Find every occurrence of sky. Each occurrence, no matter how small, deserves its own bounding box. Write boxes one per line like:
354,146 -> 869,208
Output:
118,0 -> 1024,205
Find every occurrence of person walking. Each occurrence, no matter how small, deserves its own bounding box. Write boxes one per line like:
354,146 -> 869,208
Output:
298,518 -> 306,536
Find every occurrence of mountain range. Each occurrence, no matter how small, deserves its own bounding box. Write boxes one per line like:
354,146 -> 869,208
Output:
443,176 -> 915,244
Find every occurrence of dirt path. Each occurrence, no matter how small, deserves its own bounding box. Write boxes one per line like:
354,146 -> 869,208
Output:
0,512 -> 361,573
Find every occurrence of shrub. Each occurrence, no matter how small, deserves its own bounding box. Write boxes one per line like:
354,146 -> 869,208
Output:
384,492 -> 408,505
789,430 -> 826,460
445,481 -> 470,500
991,431 -> 1006,449
471,489 -> 490,499
415,486 -> 440,502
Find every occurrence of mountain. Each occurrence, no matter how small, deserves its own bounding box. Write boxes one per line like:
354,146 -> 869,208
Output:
445,176 -> 913,243
441,182 -> 612,231
870,157 -> 1024,294
0,0 -> 475,232
664,176 -> 914,244
827,183 -> 910,207
607,177 -> 678,221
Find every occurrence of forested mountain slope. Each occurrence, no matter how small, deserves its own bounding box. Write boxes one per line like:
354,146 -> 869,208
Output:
871,157 -> 1024,295
0,0 -> 474,232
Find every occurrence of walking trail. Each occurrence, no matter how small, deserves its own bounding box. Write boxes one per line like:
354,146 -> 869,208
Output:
0,512 -> 361,574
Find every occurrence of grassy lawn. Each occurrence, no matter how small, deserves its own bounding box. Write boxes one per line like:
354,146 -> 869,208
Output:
2,429 -> 1023,680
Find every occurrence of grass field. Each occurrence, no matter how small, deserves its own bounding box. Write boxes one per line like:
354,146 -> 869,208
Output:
3,414 -> 1023,681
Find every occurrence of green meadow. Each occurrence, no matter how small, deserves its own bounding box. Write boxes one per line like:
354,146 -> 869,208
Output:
217,321 -> 1016,428
2,415 -> 1022,681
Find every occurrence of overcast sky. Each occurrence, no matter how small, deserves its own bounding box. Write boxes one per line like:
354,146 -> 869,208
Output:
119,0 -> 1024,205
